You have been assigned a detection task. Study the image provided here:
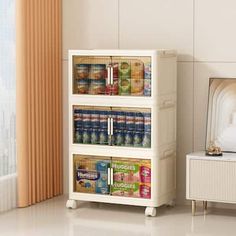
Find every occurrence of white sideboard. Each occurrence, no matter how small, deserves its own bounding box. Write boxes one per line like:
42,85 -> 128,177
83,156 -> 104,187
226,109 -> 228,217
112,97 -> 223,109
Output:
186,152 -> 236,215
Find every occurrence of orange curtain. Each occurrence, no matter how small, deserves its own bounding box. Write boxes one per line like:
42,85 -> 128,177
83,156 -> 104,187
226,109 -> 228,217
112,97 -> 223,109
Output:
16,0 -> 62,207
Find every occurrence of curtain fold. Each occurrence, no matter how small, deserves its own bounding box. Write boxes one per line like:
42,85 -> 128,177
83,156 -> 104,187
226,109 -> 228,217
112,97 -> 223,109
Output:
16,0 -> 62,207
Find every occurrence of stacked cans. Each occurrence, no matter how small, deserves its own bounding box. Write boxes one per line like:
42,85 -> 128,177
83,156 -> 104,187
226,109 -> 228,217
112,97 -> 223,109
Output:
74,109 -> 109,145
74,108 -> 151,148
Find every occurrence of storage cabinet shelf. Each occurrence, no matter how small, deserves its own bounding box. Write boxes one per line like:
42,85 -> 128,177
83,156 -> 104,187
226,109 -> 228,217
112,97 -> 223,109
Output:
67,50 -> 177,217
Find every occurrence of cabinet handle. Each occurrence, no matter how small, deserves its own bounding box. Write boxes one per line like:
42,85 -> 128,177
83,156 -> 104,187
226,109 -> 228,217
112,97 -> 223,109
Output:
108,168 -> 111,185
107,117 -> 111,135
110,67 -> 114,85
110,117 -> 113,135
110,168 -> 114,185
107,66 -> 111,85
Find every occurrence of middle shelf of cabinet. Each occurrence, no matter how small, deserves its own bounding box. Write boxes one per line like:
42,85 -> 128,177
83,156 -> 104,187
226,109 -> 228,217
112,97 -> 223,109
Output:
70,105 -> 154,150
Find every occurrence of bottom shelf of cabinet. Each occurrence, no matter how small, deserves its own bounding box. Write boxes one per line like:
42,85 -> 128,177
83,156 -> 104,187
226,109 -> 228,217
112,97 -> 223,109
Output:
69,192 -> 154,207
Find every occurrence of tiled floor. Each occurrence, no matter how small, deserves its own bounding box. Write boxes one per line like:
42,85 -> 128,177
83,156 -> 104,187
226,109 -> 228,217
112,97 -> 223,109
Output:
1,195 -> 236,236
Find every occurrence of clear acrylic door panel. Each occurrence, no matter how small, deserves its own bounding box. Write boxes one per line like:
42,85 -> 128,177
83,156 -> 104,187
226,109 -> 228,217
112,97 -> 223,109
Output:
111,158 -> 151,199
111,107 -> 151,148
111,56 -> 151,97
73,105 -> 111,146
72,56 -> 112,95
73,154 -> 111,194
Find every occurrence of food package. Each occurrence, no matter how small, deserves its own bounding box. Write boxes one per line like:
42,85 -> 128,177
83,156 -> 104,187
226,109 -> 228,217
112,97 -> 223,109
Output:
131,78 -> 144,96
131,61 -> 144,80
118,61 -> 131,78
119,78 -> 131,95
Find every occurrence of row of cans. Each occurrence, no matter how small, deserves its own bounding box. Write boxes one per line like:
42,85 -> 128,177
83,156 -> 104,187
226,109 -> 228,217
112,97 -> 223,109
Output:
74,109 -> 151,132
74,128 -> 151,148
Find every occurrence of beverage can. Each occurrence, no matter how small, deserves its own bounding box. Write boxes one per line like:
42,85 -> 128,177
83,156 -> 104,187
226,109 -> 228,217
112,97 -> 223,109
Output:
124,130 -> 133,146
142,132 -> 151,148
91,110 -> 100,128
82,110 -> 91,128
116,111 -> 126,130
115,130 -> 125,146
133,131 -> 143,147
144,112 -> 151,132
135,112 -> 144,131
74,128 -> 83,143
91,129 -> 100,144
82,128 -> 91,144
99,129 -> 108,145
99,110 -> 109,129
125,112 -> 135,130
74,109 -> 83,128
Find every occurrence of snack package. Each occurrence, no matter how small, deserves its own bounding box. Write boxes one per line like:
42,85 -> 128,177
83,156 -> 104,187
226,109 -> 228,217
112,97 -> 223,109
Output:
112,160 -> 140,183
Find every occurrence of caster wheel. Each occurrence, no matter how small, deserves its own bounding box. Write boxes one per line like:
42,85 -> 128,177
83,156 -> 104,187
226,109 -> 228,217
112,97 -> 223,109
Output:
145,207 -> 156,217
167,200 -> 176,207
66,200 -> 78,209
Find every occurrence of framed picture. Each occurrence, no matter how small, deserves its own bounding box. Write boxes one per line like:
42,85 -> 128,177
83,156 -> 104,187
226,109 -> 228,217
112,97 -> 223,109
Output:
206,78 -> 236,153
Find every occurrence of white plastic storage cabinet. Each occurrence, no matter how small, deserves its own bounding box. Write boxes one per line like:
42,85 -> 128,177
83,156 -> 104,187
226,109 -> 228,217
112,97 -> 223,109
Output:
66,50 -> 177,216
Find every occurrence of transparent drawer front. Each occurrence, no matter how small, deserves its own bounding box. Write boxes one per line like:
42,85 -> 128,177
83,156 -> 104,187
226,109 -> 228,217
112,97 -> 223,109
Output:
111,158 -> 151,199
73,154 -> 110,194
73,106 -> 110,145
111,107 -> 151,148
72,55 -> 152,97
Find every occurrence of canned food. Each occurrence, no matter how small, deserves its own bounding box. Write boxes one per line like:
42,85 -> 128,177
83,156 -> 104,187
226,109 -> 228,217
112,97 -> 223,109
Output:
144,79 -> 151,96
135,112 -> 144,131
82,110 -> 91,128
116,111 -> 126,130
89,79 -> 106,95
99,129 -> 108,145
74,128 -> 83,143
91,129 -> 100,144
119,61 -> 131,78
131,78 -> 144,96
142,132 -> 151,148
125,112 -> 135,130
144,62 -> 151,79
77,79 -> 89,94
75,64 -> 89,79
133,131 -> 143,147
91,110 -> 100,128
144,113 -> 151,132
90,64 -> 106,80
82,128 -> 91,144
119,78 -> 131,95
124,130 -> 133,146
115,130 -> 125,146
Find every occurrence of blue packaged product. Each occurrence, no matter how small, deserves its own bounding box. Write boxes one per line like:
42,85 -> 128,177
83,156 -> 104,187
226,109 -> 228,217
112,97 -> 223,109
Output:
133,131 -> 143,147
100,110 -> 109,129
135,112 -> 144,131
111,111 -> 118,130
125,112 -> 135,130
91,110 -> 100,128
116,111 -> 126,130
99,129 -> 108,145
143,112 -> 151,132
74,128 -> 83,143
142,132 -> 151,148
124,130 -> 134,146
74,109 -> 83,128
82,110 -> 91,128
91,129 -> 100,144
82,128 -> 91,144
115,130 -> 125,146
95,160 -> 110,194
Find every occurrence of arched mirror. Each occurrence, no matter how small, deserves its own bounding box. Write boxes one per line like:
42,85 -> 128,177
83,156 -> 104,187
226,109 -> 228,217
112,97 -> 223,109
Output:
206,78 -> 236,153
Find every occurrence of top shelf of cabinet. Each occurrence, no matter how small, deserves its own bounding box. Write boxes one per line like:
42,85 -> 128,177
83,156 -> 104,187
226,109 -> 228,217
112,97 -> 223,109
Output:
68,50 -> 177,102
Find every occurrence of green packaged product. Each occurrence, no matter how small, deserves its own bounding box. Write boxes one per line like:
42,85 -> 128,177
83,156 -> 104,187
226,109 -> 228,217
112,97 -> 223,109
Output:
119,62 -> 131,78
119,78 -> 131,95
